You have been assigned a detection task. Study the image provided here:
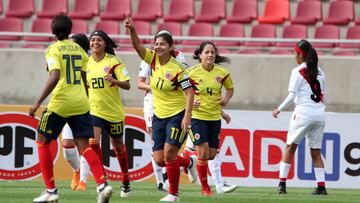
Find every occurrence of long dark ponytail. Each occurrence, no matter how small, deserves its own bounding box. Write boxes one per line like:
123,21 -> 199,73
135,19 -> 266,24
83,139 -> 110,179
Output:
296,39 -> 318,82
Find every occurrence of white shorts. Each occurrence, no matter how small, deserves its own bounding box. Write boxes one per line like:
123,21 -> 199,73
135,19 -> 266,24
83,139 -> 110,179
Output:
286,113 -> 325,149
61,123 -> 74,140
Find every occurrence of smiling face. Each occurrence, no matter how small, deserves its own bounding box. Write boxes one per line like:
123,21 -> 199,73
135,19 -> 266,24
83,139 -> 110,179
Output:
199,44 -> 216,66
90,35 -> 106,54
154,36 -> 172,57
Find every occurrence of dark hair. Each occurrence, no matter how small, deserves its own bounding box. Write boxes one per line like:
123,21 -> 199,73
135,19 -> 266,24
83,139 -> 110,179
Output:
51,14 -> 72,40
193,41 -> 230,64
71,33 -> 90,53
90,30 -> 118,55
296,39 -> 318,82
154,30 -> 176,57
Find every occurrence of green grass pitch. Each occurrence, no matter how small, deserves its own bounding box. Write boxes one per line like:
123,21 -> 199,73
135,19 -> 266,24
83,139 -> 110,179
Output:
1,180 -> 359,203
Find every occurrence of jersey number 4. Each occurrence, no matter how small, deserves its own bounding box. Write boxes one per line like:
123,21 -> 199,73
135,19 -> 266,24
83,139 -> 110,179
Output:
63,54 -> 82,85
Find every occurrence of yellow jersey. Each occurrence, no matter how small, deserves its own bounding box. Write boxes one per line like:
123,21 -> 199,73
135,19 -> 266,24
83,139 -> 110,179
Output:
87,53 -> 130,122
45,39 -> 90,117
189,64 -> 233,120
144,49 -> 189,119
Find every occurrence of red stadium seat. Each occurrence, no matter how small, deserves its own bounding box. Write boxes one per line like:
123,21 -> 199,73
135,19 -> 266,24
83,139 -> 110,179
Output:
6,0 -> 35,18
157,22 -> 182,37
0,17 -> 23,41
37,0 -> 68,18
69,0 -> 99,20
312,25 -> 340,48
100,0 -> 131,21
356,19 -> 360,26
71,20 -> 88,34
269,50 -> 293,55
291,1 -> 322,25
216,23 -> 244,46
276,25 -> 307,48
339,26 -> 360,49
94,20 -> 120,35
24,18 -> 53,42
323,1 -> 354,25
194,0 -> 226,23
332,51 -> 357,56
245,24 -> 276,47
0,44 -> 11,48
238,49 -> 263,54
227,0 -> 257,24
182,23 -> 213,46
0,1 -> 2,14
163,0 -> 194,22
258,0 -> 290,24
132,0 -> 162,22
120,21 -> 151,44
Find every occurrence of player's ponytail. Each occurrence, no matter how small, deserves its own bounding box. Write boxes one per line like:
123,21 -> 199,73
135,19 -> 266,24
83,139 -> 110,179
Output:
295,39 -> 318,82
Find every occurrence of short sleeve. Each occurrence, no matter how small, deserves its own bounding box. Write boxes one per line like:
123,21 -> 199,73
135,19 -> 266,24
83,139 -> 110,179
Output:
45,46 -> 61,72
223,73 -> 234,90
143,49 -> 156,66
139,60 -> 150,78
288,69 -> 301,92
115,63 -> 130,82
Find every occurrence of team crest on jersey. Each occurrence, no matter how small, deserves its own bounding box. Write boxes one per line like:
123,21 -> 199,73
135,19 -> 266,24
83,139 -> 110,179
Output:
194,133 -> 200,140
215,76 -> 222,83
103,66 -> 110,73
165,72 -> 173,80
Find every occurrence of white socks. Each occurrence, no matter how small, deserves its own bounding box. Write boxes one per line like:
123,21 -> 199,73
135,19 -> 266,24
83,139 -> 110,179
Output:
314,167 -> 325,183
80,155 -> 90,183
208,154 -> 223,187
279,161 -> 291,180
151,156 -> 164,184
63,147 -> 80,171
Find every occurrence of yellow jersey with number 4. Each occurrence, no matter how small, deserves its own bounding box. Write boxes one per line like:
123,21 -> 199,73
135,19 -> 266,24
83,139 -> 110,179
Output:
189,64 -> 233,120
45,39 -> 89,117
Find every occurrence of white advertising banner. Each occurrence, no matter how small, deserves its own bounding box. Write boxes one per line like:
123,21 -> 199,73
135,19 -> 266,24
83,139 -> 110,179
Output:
218,110 -> 360,189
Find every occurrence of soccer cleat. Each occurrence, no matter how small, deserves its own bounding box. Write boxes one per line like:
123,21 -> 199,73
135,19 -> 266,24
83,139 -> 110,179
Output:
71,171 -> 80,190
156,183 -> 168,192
216,183 -> 238,194
277,182 -> 287,194
76,181 -> 87,191
97,183 -> 113,203
33,189 -> 59,203
202,187 -> 214,196
187,156 -> 198,183
311,186 -> 328,195
160,193 -> 179,202
120,181 -> 131,198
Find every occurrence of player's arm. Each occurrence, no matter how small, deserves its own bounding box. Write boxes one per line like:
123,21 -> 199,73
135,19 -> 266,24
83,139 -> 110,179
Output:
182,86 -> 194,132
137,76 -> 151,92
81,71 -> 89,96
29,69 -> 60,117
272,91 -> 296,118
124,15 -> 146,60
219,88 -> 234,107
105,76 -> 130,90
221,110 -> 231,124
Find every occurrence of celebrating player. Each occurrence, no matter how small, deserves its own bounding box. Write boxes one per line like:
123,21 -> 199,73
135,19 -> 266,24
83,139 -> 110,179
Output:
272,39 -> 327,195
137,46 -> 187,192
29,14 -> 112,203
124,15 -> 197,202
187,41 -> 234,196
86,30 -> 132,197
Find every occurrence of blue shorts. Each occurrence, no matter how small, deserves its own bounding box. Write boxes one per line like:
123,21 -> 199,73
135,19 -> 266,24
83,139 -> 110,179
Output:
91,115 -> 124,138
189,119 -> 221,149
38,109 -> 93,140
152,111 -> 187,151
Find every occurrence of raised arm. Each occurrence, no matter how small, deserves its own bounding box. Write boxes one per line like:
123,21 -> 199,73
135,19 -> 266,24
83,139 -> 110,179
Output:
123,15 -> 146,60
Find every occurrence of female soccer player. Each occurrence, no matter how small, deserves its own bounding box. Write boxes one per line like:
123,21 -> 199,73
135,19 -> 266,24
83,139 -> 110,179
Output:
29,14 -> 112,203
272,39 -> 327,195
86,30 -> 132,198
124,16 -> 197,202
137,46 -> 187,192
61,33 -> 90,191
188,41 -> 234,196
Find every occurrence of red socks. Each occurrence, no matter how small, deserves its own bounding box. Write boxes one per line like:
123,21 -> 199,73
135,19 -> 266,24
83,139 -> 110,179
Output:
89,138 -> 103,164
81,147 -> 106,185
177,155 -> 190,168
114,145 -> 130,182
165,159 -> 180,195
197,158 -> 210,190
36,141 -> 55,189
